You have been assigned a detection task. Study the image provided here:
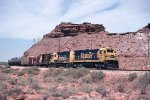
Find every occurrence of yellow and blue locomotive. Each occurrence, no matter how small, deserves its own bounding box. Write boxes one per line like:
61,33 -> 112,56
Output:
38,47 -> 119,69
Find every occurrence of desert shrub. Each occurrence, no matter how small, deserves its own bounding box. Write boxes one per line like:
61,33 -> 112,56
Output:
136,95 -> 150,100
60,67 -> 89,79
60,87 -> 77,99
17,77 -> 28,86
7,78 -> 17,85
80,75 -> 92,83
25,67 -> 40,75
51,68 -> 63,77
0,82 -> 7,91
43,68 -> 53,78
49,87 -> 76,99
56,76 -> 68,83
0,73 -> 10,82
117,84 -> 125,93
43,76 -> 55,83
18,67 -> 39,75
7,86 -> 22,96
27,77 -> 41,90
48,86 -> 61,97
90,71 -> 105,82
17,69 -> 27,76
1,68 -> 16,74
80,84 -> 93,93
137,72 -> 150,94
0,93 -> 7,100
30,82 -> 40,90
28,77 -> 37,84
128,73 -> 137,82
95,87 -> 107,97
0,65 -> 6,70
43,68 -> 63,79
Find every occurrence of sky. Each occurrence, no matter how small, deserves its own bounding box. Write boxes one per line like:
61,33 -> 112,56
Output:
0,0 -> 150,61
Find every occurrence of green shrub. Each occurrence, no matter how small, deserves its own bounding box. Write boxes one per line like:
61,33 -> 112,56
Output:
0,82 -> 7,91
7,86 -> 22,96
17,77 -> 28,86
30,82 -> 40,90
80,84 -> 93,93
90,71 -> 105,82
27,77 -> 41,90
95,87 -> 107,97
0,73 -> 9,82
43,68 -> 63,79
117,84 -> 125,93
0,93 -> 7,100
137,72 -> 150,94
56,76 -> 68,83
80,75 -> 92,83
1,68 -> 16,74
17,70 -> 27,76
8,78 -> 17,85
128,73 -> 137,82
49,87 -> 76,99
61,67 -> 89,79
19,67 -> 39,75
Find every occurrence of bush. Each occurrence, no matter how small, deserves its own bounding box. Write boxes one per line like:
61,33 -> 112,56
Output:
0,93 -> 7,100
7,86 -> 22,96
19,67 -> 40,75
56,76 -> 68,83
80,75 -> 92,83
30,82 -> 40,90
95,87 -> 107,97
0,82 -> 7,91
117,84 -> 125,93
80,84 -> 93,93
17,70 -> 27,76
17,77 -> 28,86
128,73 -> 137,82
0,73 -> 9,82
60,67 -> 89,79
137,72 -> 150,94
49,87 -> 76,99
27,77 -> 41,90
8,78 -> 17,85
90,71 -> 105,82
43,68 -> 63,79
1,68 -> 16,74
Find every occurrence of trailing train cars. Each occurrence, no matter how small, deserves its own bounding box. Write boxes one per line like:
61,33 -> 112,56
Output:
16,47 -> 119,69
8,57 -> 21,66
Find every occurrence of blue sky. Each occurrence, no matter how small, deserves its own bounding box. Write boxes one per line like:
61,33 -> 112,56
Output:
0,0 -> 150,61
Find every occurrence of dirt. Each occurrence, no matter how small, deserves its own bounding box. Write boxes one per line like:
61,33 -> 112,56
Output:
0,66 -> 150,100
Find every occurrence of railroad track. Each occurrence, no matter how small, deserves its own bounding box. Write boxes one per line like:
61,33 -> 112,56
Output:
11,66 -> 150,72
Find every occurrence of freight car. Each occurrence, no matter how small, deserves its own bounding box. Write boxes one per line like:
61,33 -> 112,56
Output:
36,47 -> 119,69
8,57 -> 21,66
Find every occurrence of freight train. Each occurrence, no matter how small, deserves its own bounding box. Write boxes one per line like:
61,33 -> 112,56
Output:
8,47 -> 119,69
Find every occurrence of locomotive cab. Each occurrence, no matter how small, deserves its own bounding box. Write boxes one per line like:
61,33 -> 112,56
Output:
50,53 -> 58,63
98,47 -> 118,68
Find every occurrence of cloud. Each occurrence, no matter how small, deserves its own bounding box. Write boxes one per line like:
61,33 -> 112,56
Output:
0,0 -> 149,39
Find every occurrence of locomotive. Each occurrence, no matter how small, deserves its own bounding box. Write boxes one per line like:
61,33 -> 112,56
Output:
16,47 -> 118,69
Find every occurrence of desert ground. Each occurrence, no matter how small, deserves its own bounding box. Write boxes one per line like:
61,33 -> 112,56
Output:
0,65 -> 150,100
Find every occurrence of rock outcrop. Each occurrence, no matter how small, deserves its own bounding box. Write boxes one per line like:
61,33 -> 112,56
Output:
44,22 -> 105,38
22,22 -> 150,69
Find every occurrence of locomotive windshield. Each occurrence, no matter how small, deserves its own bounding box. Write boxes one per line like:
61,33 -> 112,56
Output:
107,49 -> 114,53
